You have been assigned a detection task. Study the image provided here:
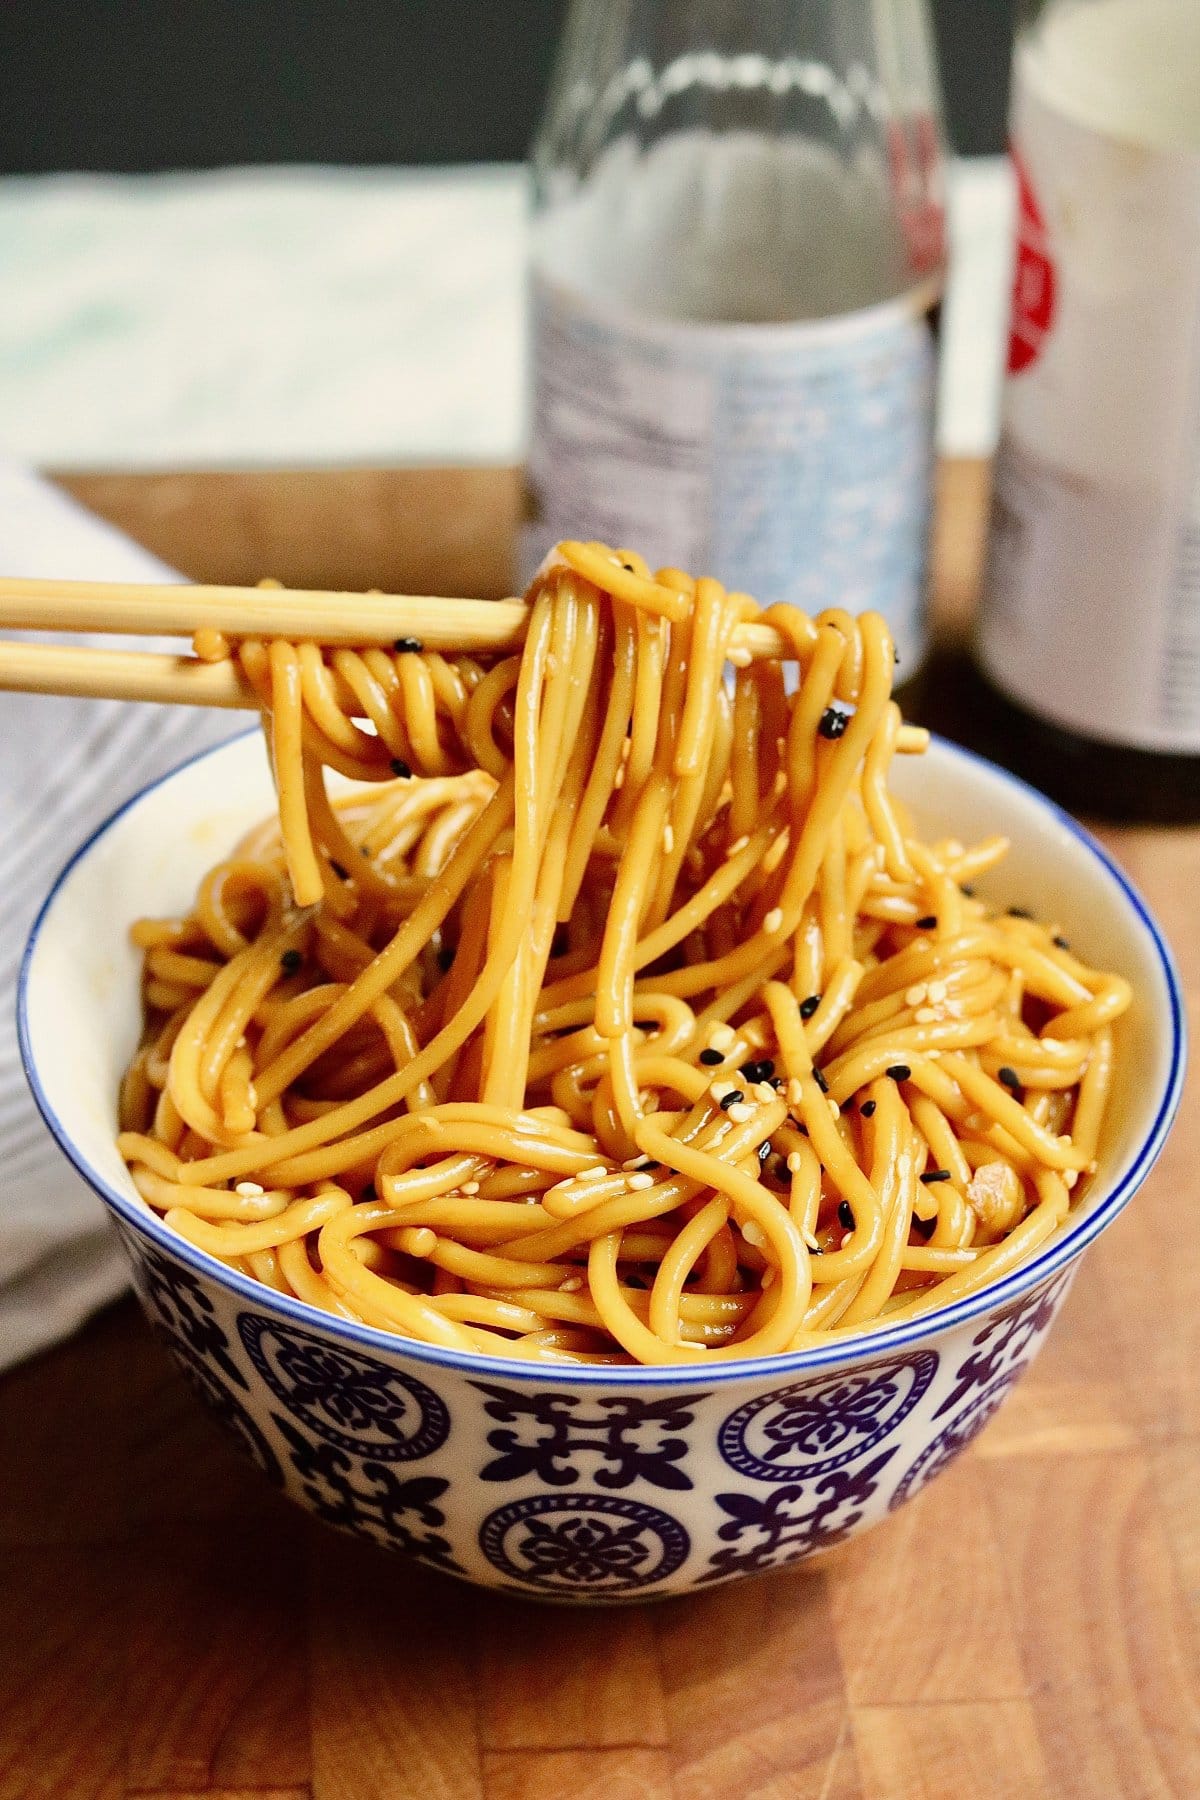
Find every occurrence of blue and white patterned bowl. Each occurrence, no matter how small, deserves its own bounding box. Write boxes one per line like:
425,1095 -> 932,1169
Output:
18,732 -> 1185,1602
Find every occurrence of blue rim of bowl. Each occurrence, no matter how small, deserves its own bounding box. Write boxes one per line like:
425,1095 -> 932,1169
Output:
18,727 -> 1187,1388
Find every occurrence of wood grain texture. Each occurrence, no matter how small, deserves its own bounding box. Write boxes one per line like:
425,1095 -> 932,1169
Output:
0,459 -> 1195,1800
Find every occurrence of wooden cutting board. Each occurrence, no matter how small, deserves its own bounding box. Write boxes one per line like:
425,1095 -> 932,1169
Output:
1,461 -> 1197,1800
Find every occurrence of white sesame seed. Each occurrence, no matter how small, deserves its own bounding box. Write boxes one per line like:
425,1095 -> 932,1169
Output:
773,770 -> 787,795
626,1172 -> 655,1190
710,1079 -> 734,1102
927,979 -> 948,1003
763,908 -> 784,935
245,1085 -> 258,1108
787,1078 -> 804,1107
622,1155 -> 646,1170
581,1165 -> 607,1181
915,1006 -> 938,1024
840,1231 -> 852,1248
710,1023 -> 735,1052
235,1181 -> 265,1197
727,835 -> 750,857
762,1266 -> 777,1288
728,646 -> 752,668
662,824 -> 675,854
236,1035 -> 247,1049
742,1221 -> 766,1248
905,983 -> 928,1006
786,1151 -> 803,1175
725,1101 -> 752,1124
613,763 -> 625,788
1063,1170 -> 1079,1190
828,1100 -> 840,1120
803,1229 -> 820,1252
461,1181 -> 480,1195
561,1275 -> 583,1292
755,1081 -> 777,1104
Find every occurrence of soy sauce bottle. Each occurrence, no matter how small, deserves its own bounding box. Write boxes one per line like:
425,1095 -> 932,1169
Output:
975,0 -> 1200,822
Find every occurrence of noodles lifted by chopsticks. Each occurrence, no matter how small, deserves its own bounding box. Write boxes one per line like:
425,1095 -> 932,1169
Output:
117,542 -> 1131,1364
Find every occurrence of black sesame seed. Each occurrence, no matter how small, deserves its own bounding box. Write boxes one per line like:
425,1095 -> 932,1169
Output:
757,1058 -> 775,1078
997,1066 -> 1022,1093
280,949 -> 303,972
961,884 -> 976,898
393,636 -> 424,654
1007,905 -> 1034,919
886,1063 -> 912,1082
915,915 -> 938,930
813,1067 -> 829,1094
699,1048 -> 724,1066
390,757 -> 412,779
921,1168 -> 952,1184
1053,934 -> 1071,950
818,706 -> 849,741
799,994 -> 821,1021
718,1089 -> 744,1110
838,1199 -> 855,1230
330,860 -> 349,881
767,1074 -> 783,1089
860,1098 -> 877,1118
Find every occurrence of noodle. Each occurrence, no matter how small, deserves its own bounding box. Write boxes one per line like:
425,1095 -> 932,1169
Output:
117,542 -> 1131,1365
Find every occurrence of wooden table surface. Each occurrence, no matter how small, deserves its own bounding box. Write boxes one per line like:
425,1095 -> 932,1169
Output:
2,464 -> 1197,1800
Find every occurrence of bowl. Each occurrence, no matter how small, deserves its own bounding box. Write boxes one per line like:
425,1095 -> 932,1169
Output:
19,731 -> 1184,1603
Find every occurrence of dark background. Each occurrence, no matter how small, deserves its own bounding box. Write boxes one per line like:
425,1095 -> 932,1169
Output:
0,0 -> 1015,173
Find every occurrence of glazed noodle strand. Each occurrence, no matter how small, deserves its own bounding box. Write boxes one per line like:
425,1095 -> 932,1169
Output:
117,542 -> 1131,1365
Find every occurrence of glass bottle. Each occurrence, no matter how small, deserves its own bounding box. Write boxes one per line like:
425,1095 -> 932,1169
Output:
976,0 -> 1200,822
523,0 -> 948,687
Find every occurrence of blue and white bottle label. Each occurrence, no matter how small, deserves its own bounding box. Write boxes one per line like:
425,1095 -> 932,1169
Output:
523,268 -> 938,679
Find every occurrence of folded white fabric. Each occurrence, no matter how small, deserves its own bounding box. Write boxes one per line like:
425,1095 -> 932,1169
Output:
0,463 -> 233,1371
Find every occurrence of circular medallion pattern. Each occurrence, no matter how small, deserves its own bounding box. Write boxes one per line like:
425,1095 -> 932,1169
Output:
479,1492 -> 690,1594
718,1351 -> 938,1481
238,1314 -> 449,1460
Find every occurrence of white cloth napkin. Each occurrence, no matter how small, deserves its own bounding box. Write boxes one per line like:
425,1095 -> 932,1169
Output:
0,463 -> 233,1371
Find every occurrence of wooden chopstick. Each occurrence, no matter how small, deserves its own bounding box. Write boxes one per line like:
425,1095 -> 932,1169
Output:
0,636 -> 932,758
0,574 -> 792,661
0,576 -> 530,652
0,640 -> 266,710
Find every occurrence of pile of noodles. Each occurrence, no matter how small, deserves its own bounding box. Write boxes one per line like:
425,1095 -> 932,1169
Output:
118,542 -> 1129,1364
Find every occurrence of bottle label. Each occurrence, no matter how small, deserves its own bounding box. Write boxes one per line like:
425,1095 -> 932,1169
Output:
980,37 -> 1200,754
523,268 -> 938,677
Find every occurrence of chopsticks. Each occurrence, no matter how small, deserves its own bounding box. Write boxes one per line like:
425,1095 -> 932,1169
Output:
0,573 -> 796,713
